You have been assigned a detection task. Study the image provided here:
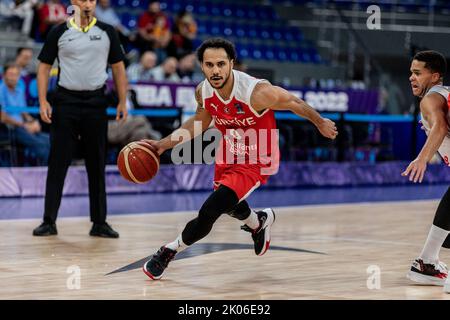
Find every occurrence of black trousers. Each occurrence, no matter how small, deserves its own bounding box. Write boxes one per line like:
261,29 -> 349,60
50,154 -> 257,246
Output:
43,86 -> 108,224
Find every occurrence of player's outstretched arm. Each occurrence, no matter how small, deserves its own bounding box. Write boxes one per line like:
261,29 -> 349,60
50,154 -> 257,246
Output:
251,83 -> 338,139
402,93 -> 448,183
143,82 -> 212,155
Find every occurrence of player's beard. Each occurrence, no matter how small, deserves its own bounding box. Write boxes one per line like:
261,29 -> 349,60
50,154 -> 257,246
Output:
209,67 -> 231,89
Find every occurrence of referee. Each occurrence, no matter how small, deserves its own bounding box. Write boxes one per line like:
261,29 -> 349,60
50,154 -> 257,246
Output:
32,0 -> 128,238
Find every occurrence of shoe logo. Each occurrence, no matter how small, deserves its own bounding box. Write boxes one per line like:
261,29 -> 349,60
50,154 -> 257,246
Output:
106,243 -> 325,275
260,215 -> 267,227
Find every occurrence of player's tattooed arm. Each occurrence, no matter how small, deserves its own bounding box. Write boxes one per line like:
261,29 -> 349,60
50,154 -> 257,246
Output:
193,81 -> 213,130
251,82 -> 338,139
194,81 -> 203,114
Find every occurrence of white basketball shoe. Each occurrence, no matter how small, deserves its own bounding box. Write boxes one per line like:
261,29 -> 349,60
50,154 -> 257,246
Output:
406,258 -> 448,286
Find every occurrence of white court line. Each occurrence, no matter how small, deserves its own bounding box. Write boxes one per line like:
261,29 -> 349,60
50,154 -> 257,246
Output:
0,198 -> 440,224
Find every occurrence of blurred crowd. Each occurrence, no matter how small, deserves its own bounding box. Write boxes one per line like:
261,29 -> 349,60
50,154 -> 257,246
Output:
0,0 -> 206,161
0,1 -> 396,167
0,0 -> 204,83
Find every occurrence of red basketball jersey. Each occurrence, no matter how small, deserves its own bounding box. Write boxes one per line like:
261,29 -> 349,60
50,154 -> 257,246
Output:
202,70 -> 279,175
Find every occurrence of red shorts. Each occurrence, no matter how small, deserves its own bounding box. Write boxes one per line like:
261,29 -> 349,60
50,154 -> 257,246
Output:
213,164 -> 269,201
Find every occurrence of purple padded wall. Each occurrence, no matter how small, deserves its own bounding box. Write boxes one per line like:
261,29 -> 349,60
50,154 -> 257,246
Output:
1,162 -> 449,198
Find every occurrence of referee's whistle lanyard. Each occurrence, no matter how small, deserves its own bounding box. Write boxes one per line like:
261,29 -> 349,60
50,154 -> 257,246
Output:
69,17 -> 97,33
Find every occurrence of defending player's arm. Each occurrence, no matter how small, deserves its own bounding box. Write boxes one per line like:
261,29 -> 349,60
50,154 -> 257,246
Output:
251,83 -> 338,139
145,82 -> 212,154
402,93 -> 448,183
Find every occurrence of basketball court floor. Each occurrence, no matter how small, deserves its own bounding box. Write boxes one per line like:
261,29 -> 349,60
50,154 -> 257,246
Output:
1,184 -> 450,299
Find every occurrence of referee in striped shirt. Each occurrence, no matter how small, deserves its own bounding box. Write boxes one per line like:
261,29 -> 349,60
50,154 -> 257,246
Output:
33,0 -> 128,238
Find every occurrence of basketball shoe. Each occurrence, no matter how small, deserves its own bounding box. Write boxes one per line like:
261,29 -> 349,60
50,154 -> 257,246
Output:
241,208 -> 275,256
143,246 -> 177,280
406,258 -> 447,286
444,276 -> 450,293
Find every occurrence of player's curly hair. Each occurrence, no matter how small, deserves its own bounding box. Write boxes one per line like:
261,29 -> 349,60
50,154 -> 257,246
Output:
196,38 -> 237,63
414,50 -> 447,79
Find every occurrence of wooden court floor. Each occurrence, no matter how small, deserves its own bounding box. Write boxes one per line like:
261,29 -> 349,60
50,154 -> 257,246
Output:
1,200 -> 450,300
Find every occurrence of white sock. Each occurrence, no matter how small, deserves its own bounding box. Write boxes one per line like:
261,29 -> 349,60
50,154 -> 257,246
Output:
242,209 -> 260,230
419,224 -> 450,264
165,234 -> 188,253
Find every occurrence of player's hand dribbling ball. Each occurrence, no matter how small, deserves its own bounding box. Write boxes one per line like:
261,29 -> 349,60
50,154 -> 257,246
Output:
117,141 -> 160,183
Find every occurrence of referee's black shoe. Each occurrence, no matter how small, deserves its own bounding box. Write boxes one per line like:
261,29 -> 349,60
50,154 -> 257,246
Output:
89,222 -> 119,238
33,222 -> 57,236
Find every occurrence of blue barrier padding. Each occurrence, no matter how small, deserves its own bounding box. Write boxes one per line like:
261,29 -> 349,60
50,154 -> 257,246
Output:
274,112 -> 341,121
4,106 -> 40,113
3,106 -> 418,123
344,114 -> 415,122
106,108 -> 180,117
4,106 -> 180,118
183,111 -> 342,121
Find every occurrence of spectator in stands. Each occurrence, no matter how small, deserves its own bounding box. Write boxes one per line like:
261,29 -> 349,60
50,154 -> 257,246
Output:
0,47 -> 32,96
150,56 -> 180,83
166,9 -> 196,59
135,1 -> 171,62
15,47 -> 34,77
0,47 -> 32,88
0,63 -> 49,164
28,0 -> 43,40
0,0 -> 37,36
96,0 -> 132,54
38,0 -> 66,40
127,51 -> 157,83
176,53 -> 202,83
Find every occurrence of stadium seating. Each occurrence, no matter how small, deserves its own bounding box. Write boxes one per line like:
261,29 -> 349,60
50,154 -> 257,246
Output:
265,0 -> 450,14
111,0 -> 322,64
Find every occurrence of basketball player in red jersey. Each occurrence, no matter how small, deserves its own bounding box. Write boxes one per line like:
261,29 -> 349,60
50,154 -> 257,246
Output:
142,38 -> 338,280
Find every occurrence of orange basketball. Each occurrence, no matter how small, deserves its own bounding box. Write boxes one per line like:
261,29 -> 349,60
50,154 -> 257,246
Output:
117,141 -> 160,184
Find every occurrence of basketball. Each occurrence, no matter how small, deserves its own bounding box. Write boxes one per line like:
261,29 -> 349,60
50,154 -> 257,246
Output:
117,141 -> 160,184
